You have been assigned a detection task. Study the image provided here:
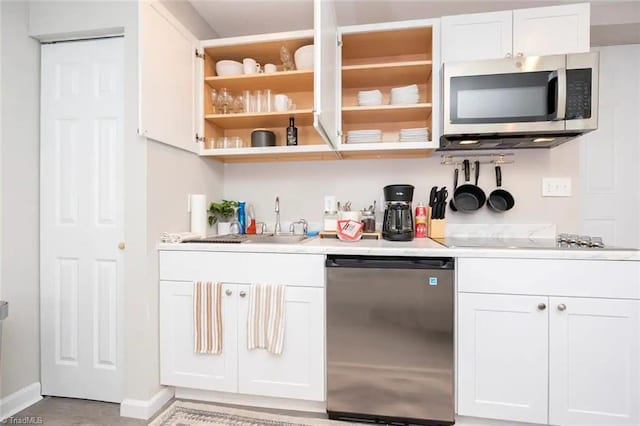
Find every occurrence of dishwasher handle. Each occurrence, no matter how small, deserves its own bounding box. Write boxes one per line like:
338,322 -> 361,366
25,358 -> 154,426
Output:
326,255 -> 454,270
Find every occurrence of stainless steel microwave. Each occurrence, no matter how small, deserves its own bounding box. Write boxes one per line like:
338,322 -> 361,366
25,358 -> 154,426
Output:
441,52 -> 599,150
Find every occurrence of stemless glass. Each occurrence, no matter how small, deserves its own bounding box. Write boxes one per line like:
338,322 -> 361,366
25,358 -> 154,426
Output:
218,88 -> 232,114
242,90 -> 251,113
253,90 -> 264,113
263,89 -> 273,112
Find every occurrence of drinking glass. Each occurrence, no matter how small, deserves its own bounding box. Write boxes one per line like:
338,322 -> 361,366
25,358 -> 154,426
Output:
242,90 -> 251,113
253,90 -> 264,113
209,88 -> 218,113
233,96 -> 244,113
229,206 -> 241,235
218,88 -> 232,114
263,89 -> 273,112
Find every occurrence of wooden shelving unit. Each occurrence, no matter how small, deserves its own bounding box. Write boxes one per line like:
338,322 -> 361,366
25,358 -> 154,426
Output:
205,70 -> 313,92
205,109 -> 313,130
338,142 -> 435,160
200,144 -> 337,163
342,103 -> 432,124
342,61 -> 432,88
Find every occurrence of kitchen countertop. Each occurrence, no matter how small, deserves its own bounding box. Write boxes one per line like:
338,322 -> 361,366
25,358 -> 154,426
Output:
158,237 -> 640,261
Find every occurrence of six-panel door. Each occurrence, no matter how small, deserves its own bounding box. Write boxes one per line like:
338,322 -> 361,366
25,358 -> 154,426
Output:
237,285 -> 326,401
549,297 -> 640,425
457,293 -> 549,424
159,281 -> 238,392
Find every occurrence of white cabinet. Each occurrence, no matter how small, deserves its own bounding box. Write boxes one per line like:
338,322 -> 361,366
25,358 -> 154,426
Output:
513,3 -> 590,58
549,297 -> 640,425
441,11 -> 513,63
441,3 -> 590,63
457,293 -> 549,424
457,258 -> 640,426
237,285 -> 325,401
160,281 -> 238,392
159,251 -> 326,402
139,0 -> 200,153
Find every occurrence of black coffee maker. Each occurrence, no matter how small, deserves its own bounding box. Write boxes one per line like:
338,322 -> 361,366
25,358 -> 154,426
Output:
382,184 -> 415,241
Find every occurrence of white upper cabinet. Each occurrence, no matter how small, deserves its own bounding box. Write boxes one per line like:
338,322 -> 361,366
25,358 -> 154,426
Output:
549,297 -> 640,426
441,3 -> 590,63
513,3 -> 590,57
313,0 -> 339,147
441,11 -> 513,63
139,0 -> 200,153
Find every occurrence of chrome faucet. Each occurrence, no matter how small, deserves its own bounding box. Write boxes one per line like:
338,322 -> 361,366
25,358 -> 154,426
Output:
289,219 -> 309,235
274,196 -> 282,235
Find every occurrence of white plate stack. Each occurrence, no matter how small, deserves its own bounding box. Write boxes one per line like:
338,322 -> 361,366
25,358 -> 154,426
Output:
346,129 -> 383,144
390,84 -> 419,105
357,89 -> 383,106
399,127 -> 429,142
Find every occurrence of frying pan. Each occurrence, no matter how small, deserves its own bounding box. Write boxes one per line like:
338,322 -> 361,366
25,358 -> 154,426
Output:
453,160 -> 486,213
449,168 -> 458,212
487,165 -> 515,212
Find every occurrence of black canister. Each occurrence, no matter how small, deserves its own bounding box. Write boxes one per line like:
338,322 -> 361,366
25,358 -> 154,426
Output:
251,129 -> 276,147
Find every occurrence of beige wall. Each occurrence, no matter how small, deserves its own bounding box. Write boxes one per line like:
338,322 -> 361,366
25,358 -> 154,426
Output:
0,0 -> 41,398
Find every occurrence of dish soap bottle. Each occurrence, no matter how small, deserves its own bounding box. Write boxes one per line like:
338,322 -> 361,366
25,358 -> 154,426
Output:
286,116 -> 298,146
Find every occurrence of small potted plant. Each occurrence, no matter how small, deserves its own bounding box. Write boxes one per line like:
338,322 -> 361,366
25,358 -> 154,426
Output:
208,200 -> 238,235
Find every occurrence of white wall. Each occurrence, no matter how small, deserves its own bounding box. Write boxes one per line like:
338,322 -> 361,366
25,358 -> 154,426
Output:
0,0 -> 41,398
223,143 -> 580,233
160,0 -> 218,39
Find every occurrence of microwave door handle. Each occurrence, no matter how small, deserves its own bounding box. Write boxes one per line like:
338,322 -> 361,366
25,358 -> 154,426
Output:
556,67 -> 567,120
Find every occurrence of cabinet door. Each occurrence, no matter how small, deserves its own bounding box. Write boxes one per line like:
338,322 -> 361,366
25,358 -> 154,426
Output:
458,293 -> 549,424
513,3 -> 590,57
313,0 -> 338,148
159,281 -> 238,391
237,285 -> 325,401
139,0 -> 200,153
441,11 -> 513,63
549,297 -> 640,425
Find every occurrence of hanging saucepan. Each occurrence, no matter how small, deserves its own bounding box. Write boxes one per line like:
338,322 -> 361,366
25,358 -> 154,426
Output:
453,159 -> 486,213
487,165 -> 515,212
449,168 -> 458,212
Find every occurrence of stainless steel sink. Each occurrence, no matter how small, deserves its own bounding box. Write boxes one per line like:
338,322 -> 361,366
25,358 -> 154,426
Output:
246,233 -> 308,244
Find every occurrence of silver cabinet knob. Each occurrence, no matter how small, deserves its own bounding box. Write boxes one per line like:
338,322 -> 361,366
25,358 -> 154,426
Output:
537,303 -> 546,311
505,52 -> 513,58
557,303 -> 567,311
239,291 -> 247,298
225,289 -> 232,296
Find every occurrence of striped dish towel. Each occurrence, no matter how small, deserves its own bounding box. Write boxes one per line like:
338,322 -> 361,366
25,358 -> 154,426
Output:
247,284 -> 286,355
193,281 -> 223,354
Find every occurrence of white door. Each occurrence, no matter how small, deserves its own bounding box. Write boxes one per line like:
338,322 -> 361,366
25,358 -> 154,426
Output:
549,297 -> 640,425
40,37 -> 124,402
579,45 -> 640,248
441,11 -> 513,63
159,281 -> 238,392
139,0 -> 200,153
457,293 -> 549,424
313,0 -> 339,148
237,285 -> 325,401
513,3 -> 590,57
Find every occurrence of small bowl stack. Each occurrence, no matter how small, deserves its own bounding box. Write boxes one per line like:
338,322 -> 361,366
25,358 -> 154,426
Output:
357,89 -> 383,106
391,84 -> 419,105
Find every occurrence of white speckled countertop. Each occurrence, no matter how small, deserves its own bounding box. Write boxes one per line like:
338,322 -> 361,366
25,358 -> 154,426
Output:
158,237 -> 640,261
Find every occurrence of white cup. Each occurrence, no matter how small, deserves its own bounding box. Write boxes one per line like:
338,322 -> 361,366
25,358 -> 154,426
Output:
274,94 -> 289,112
264,63 -> 277,73
243,58 -> 260,75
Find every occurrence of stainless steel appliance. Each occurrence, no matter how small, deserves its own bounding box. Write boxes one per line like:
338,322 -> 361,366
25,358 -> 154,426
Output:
326,255 -> 455,425
441,52 -> 599,150
382,184 -> 415,241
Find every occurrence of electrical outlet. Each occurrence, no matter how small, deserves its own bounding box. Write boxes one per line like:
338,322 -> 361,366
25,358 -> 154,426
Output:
542,177 -> 572,197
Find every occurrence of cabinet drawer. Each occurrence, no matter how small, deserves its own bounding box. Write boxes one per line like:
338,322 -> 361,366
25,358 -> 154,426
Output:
458,258 -> 640,299
159,251 -> 325,287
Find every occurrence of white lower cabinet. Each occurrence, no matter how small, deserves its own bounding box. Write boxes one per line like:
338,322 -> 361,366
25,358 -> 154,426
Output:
159,252 -> 326,402
549,297 -> 640,425
457,293 -> 549,424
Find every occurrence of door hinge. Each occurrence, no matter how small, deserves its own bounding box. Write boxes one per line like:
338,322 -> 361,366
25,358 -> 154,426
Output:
195,133 -> 205,143
195,49 -> 205,60
337,39 -> 343,47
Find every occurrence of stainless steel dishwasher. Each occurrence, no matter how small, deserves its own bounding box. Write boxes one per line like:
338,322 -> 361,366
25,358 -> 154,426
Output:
326,255 -> 455,425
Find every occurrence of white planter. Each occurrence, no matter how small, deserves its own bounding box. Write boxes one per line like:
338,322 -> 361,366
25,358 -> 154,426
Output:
217,222 -> 231,235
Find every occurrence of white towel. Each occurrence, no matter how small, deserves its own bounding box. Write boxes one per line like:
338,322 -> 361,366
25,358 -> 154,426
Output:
247,284 -> 286,355
193,281 -> 223,354
161,232 -> 202,243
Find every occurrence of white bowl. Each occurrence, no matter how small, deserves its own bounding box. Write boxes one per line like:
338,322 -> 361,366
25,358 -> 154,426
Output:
294,45 -> 314,70
215,60 -> 243,76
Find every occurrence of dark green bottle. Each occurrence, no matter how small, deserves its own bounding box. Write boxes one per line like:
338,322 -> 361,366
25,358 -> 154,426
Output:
286,117 -> 298,146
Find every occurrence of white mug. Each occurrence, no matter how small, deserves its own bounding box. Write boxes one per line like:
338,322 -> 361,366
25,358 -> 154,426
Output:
274,94 -> 289,112
243,58 -> 260,75
264,63 -> 277,73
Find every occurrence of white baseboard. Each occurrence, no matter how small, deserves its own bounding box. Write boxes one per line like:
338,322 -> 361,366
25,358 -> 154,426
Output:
0,382 -> 43,421
174,387 -> 326,413
120,387 -> 174,420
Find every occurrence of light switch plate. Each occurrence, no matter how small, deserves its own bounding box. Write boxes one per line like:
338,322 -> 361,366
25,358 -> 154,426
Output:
542,177 -> 572,197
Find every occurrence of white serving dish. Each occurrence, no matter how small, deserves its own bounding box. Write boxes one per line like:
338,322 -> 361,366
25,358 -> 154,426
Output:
215,60 -> 243,76
294,45 -> 314,70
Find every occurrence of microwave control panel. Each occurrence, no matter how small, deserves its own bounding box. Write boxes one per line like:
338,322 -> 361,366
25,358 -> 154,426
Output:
566,69 -> 592,120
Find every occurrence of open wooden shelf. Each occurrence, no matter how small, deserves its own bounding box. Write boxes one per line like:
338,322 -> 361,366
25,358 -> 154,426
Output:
342,61 -> 432,88
205,109 -> 313,130
200,144 -> 337,163
341,27 -> 433,66
205,70 -> 313,92
338,141 -> 436,160
342,103 -> 432,124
